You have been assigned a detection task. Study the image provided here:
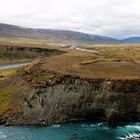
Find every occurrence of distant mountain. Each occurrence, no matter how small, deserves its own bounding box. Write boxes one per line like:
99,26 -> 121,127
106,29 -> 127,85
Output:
121,37 -> 140,43
0,23 -> 46,39
0,23 -> 119,44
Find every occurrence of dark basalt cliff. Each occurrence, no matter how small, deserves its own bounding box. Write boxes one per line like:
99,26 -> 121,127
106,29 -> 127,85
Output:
0,60 -> 139,125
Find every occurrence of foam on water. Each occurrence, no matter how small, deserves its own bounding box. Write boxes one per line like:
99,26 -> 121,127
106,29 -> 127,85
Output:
116,123 -> 140,140
51,124 -> 61,128
0,131 -> 7,139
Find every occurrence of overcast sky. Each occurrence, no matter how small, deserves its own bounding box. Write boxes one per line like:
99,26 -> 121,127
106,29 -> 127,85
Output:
0,0 -> 140,39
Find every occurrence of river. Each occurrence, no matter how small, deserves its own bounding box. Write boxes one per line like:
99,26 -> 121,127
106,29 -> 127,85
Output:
0,62 -> 140,140
0,122 -> 140,140
0,62 -> 30,70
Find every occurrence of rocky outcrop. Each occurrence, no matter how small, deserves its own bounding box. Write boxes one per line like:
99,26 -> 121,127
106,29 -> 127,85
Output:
18,78 -> 140,124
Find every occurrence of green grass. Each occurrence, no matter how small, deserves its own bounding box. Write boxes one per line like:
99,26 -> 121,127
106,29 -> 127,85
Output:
36,73 -> 55,81
0,52 -> 18,58
0,69 -> 17,80
0,37 -> 45,46
0,49 -> 44,63
0,86 -> 13,113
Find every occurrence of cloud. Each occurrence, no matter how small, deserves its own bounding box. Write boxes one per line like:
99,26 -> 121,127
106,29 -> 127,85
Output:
0,0 -> 140,39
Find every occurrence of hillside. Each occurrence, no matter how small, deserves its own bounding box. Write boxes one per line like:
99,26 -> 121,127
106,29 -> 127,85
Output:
0,23 -> 119,44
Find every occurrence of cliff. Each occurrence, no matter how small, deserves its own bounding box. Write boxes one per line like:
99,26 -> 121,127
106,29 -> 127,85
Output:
0,57 -> 139,125
0,44 -> 66,63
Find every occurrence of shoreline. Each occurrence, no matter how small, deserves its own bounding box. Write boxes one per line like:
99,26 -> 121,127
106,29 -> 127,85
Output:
0,117 -> 139,127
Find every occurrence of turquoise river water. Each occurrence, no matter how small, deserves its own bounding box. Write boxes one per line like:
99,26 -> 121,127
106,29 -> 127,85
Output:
0,122 -> 139,140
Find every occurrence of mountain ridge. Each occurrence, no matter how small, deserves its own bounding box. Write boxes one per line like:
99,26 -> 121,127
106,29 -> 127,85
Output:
121,37 -> 140,43
1,23 -> 140,43
0,23 -> 119,44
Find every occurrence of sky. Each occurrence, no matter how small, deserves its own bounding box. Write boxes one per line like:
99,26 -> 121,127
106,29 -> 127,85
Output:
0,0 -> 140,39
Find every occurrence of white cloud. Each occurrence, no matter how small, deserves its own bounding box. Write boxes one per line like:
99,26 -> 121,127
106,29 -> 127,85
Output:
0,0 -> 140,39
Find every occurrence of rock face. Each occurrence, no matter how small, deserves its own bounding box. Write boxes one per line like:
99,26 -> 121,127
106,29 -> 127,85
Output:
0,61 -> 140,125
19,78 -> 140,125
